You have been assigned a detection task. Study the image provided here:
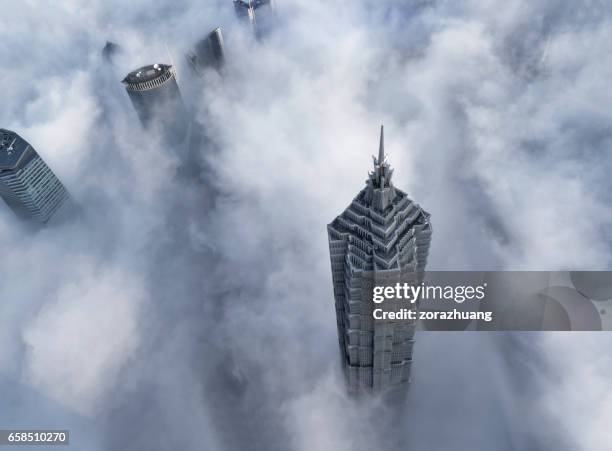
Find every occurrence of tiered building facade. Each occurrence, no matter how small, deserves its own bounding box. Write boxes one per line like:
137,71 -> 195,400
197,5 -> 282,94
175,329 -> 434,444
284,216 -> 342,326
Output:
327,127 -> 432,392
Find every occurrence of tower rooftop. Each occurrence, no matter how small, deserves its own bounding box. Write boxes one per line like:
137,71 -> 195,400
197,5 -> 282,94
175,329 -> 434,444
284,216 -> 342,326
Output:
234,0 -> 272,9
122,63 -> 173,88
0,129 -> 31,171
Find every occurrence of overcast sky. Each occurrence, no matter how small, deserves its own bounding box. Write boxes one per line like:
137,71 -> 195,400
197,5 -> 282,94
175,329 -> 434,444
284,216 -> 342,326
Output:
1,0 -> 611,450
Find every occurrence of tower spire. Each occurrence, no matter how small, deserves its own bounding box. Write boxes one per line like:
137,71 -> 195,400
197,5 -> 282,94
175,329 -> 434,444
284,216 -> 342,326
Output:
378,125 -> 384,165
365,125 -> 396,211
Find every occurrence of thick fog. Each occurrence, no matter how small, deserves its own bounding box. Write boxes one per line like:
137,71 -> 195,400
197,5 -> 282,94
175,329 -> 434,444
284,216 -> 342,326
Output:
1,0 -> 611,450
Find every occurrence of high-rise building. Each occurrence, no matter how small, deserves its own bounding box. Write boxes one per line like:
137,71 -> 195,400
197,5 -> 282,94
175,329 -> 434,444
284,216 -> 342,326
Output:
327,127 -> 432,392
102,41 -> 121,62
233,0 -> 276,39
187,27 -> 226,75
0,129 -> 70,223
122,63 -> 189,145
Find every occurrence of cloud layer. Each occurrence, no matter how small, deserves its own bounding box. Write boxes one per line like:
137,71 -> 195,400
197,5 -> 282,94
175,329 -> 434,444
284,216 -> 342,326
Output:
1,0 -> 611,450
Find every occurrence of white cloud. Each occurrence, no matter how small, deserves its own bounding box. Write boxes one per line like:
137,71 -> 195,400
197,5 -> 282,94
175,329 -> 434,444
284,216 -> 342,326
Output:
541,334 -> 612,451
1,0 -> 612,449
21,264 -> 143,415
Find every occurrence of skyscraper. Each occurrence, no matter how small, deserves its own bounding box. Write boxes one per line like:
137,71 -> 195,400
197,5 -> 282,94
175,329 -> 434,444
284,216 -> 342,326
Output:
122,63 -> 189,145
0,129 -> 70,223
102,41 -> 121,62
327,127 -> 432,392
187,27 -> 226,75
233,0 -> 276,39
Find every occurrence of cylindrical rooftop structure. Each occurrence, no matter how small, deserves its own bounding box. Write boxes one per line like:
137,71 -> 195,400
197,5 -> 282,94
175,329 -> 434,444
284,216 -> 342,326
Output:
122,63 -> 189,145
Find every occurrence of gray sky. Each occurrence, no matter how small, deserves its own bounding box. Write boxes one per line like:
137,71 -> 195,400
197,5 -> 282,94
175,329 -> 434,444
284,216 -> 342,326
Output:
1,0 -> 611,450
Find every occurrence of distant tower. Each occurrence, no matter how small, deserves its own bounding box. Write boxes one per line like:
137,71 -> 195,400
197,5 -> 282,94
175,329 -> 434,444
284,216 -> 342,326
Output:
327,127 -> 432,392
122,64 -> 189,144
102,41 -> 121,62
187,27 -> 226,75
233,0 -> 276,39
0,129 -> 70,223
